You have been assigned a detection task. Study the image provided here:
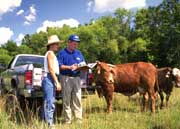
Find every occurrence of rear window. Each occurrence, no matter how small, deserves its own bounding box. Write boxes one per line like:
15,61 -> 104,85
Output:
14,56 -> 44,68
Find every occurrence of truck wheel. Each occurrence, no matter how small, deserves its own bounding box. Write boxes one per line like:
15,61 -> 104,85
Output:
11,79 -> 17,89
4,94 -> 25,123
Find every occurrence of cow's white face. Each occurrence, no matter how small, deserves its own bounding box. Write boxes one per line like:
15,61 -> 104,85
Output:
172,68 -> 180,87
165,71 -> 171,78
95,62 -> 115,84
172,68 -> 180,76
95,62 -> 115,97
108,69 -> 114,83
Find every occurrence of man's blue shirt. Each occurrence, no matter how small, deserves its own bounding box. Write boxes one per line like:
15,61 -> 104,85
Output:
57,48 -> 85,75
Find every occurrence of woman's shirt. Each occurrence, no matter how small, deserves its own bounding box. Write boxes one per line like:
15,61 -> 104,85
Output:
44,51 -> 59,75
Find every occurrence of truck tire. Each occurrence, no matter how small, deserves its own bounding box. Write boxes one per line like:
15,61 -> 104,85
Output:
11,79 -> 17,89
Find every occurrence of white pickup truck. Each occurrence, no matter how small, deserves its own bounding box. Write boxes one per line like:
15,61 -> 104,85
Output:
0,54 -> 95,100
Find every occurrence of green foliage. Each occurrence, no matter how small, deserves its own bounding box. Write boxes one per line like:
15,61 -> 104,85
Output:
134,0 -> 180,67
18,45 -> 33,54
156,0 -> 180,67
128,38 -> 148,62
114,8 -> 132,38
0,48 -> 12,65
1,40 -> 18,57
77,25 -> 101,62
29,32 -> 47,55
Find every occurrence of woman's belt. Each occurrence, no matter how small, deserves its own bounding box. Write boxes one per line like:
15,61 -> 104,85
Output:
44,72 -> 59,77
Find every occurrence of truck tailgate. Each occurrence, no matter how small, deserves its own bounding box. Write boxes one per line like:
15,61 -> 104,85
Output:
32,68 -> 43,87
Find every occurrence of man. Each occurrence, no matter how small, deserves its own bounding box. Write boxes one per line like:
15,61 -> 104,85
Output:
57,34 -> 85,124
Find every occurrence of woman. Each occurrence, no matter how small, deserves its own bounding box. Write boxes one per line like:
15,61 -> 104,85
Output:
42,35 -> 62,127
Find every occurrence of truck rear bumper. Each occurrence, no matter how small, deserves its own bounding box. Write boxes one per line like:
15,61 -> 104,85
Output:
19,89 -> 43,98
18,86 -> 95,98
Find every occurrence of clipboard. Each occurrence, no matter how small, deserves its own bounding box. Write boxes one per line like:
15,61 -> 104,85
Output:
76,63 -> 97,71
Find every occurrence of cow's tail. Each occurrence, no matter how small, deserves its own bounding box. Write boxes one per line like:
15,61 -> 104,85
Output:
154,70 -> 159,93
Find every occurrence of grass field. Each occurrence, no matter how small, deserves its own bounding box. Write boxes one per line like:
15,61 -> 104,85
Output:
0,88 -> 180,129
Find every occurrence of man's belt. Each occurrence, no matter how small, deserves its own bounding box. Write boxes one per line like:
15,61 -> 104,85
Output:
63,74 -> 80,77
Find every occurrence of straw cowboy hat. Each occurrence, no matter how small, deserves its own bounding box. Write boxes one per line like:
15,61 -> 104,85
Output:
47,35 -> 63,46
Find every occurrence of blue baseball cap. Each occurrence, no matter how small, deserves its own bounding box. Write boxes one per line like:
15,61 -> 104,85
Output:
68,34 -> 80,42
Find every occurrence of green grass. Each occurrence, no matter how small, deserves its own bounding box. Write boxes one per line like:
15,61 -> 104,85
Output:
0,88 -> 180,129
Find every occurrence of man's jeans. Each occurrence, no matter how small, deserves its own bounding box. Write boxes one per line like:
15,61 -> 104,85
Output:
41,74 -> 55,126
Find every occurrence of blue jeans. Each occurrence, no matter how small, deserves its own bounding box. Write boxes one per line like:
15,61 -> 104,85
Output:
41,74 -> 55,126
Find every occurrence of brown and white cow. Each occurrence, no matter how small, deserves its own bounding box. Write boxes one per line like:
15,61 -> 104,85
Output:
157,67 -> 180,108
94,61 -> 158,113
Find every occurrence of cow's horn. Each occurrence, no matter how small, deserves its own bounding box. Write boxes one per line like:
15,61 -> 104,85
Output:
107,64 -> 116,68
96,60 -> 101,65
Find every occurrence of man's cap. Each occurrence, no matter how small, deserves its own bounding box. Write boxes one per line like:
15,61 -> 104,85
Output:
68,34 -> 80,42
47,35 -> 63,46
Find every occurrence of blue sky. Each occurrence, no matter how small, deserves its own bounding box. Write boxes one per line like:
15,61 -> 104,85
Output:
0,0 -> 163,46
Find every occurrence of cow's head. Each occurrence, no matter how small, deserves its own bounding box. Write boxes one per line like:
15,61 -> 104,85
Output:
95,61 -> 116,84
172,68 -> 180,87
94,61 -> 116,97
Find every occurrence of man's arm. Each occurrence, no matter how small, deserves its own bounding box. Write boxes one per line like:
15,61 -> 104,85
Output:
60,64 -> 78,71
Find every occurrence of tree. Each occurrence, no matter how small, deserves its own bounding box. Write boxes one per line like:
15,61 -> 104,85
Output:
0,48 -> 12,65
114,8 -> 132,38
18,44 -> 33,54
21,34 -> 31,46
28,32 -> 47,55
156,0 -> 180,67
1,40 -> 18,56
136,0 -> 180,67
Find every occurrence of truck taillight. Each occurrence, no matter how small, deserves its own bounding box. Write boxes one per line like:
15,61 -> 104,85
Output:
25,70 -> 32,85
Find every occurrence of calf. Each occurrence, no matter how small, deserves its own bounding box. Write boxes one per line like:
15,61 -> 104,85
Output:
158,67 -> 180,108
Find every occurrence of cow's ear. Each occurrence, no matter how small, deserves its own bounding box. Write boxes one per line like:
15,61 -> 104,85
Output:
96,65 -> 101,74
96,61 -> 101,65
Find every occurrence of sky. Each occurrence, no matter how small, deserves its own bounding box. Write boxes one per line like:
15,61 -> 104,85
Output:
0,0 -> 163,46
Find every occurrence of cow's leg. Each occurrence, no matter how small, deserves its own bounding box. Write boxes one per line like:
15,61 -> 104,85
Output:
165,93 -> 170,107
159,91 -> 164,109
103,84 -> 114,113
96,86 -> 104,98
149,91 -> 156,113
104,93 -> 113,113
142,92 -> 149,112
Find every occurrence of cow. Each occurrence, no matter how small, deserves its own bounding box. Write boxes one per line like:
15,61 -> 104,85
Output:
94,61 -> 158,113
157,67 -> 180,109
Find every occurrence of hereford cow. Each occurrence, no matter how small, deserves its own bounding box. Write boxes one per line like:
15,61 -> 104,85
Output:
94,61 -> 158,113
158,67 -> 180,109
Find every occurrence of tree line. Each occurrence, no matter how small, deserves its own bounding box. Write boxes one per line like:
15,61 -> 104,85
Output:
0,0 -> 179,68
